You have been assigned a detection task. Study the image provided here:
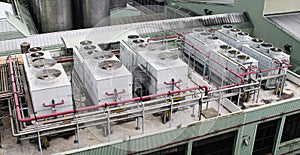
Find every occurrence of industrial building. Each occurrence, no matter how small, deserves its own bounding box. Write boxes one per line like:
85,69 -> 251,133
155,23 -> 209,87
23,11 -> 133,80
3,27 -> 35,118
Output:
0,0 -> 300,155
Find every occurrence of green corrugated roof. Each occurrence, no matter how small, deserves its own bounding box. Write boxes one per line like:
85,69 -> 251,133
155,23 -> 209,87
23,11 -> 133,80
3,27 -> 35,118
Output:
111,9 -> 141,19
0,31 -> 24,41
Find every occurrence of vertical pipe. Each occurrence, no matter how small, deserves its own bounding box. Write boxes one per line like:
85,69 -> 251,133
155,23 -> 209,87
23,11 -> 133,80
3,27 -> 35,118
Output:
237,88 -> 241,106
198,91 -> 203,121
36,122 -> 42,155
191,91 -> 196,117
106,110 -> 110,142
221,70 -> 225,87
280,71 -> 287,97
208,67 -> 212,84
142,101 -> 145,134
169,97 -> 173,128
193,56 -> 196,71
217,92 -> 221,116
136,102 -> 140,130
256,73 -> 262,103
75,115 -> 80,149
275,77 -> 280,96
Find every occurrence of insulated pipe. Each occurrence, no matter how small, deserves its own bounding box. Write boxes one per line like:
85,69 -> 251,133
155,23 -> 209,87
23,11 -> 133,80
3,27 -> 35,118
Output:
8,55 -> 209,123
56,58 -> 74,63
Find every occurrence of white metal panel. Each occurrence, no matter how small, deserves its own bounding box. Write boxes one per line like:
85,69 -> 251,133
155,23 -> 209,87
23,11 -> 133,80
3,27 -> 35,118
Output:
215,30 -> 250,50
83,56 -> 133,105
22,51 -> 73,116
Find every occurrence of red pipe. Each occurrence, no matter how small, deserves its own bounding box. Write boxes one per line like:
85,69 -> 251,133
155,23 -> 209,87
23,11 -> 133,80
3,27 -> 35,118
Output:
43,100 -> 64,107
164,79 -> 182,85
146,32 -> 192,42
145,34 -> 291,92
238,64 -> 292,76
147,35 -> 177,42
56,58 -> 74,63
147,32 -> 290,83
77,85 -> 209,113
164,79 -> 183,90
176,35 -> 291,88
8,56 -> 209,122
105,89 -> 126,96
177,36 -> 245,86
259,64 -> 291,73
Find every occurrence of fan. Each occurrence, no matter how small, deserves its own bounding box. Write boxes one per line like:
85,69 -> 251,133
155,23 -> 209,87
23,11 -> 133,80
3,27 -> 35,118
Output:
146,42 -> 167,51
236,54 -> 250,64
93,52 -> 113,60
157,52 -> 179,61
219,45 -> 232,53
83,45 -> 96,51
29,47 -> 42,52
227,49 -> 240,58
32,59 -> 56,69
87,50 -> 100,56
80,40 -> 92,46
36,69 -> 62,83
31,52 -> 44,57
98,60 -> 122,71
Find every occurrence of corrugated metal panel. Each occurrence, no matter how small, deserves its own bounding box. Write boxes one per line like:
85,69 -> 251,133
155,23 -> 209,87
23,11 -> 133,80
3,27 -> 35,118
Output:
0,20 -> 17,32
267,12 -> 300,40
0,12 -> 249,52
0,31 -> 24,41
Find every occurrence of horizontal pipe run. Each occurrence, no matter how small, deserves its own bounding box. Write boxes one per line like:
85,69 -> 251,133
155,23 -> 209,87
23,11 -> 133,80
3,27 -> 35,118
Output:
164,79 -> 182,85
177,36 -> 245,87
56,58 -> 74,63
12,82 -> 260,138
43,100 -> 65,107
238,64 -> 292,76
105,89 -> 126,96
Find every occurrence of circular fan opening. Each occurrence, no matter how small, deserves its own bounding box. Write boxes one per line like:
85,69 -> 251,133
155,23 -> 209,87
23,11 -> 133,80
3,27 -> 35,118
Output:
98,60 -> 122,71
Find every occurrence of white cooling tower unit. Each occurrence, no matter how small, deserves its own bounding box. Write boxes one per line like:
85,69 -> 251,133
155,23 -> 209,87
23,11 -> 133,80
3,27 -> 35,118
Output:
215,25 -> 251,50
120,37 -> 188,95
184,31 -> 258,85
73,40 -> 103,84
22,48 -> 73,116
83,53 -> 133,105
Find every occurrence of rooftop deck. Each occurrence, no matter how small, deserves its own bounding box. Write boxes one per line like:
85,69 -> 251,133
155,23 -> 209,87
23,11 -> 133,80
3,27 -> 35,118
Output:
1,53 -> 300,154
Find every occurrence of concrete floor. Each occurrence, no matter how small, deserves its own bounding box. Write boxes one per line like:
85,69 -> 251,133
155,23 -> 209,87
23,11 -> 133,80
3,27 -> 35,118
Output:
1,68 -> 299,154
